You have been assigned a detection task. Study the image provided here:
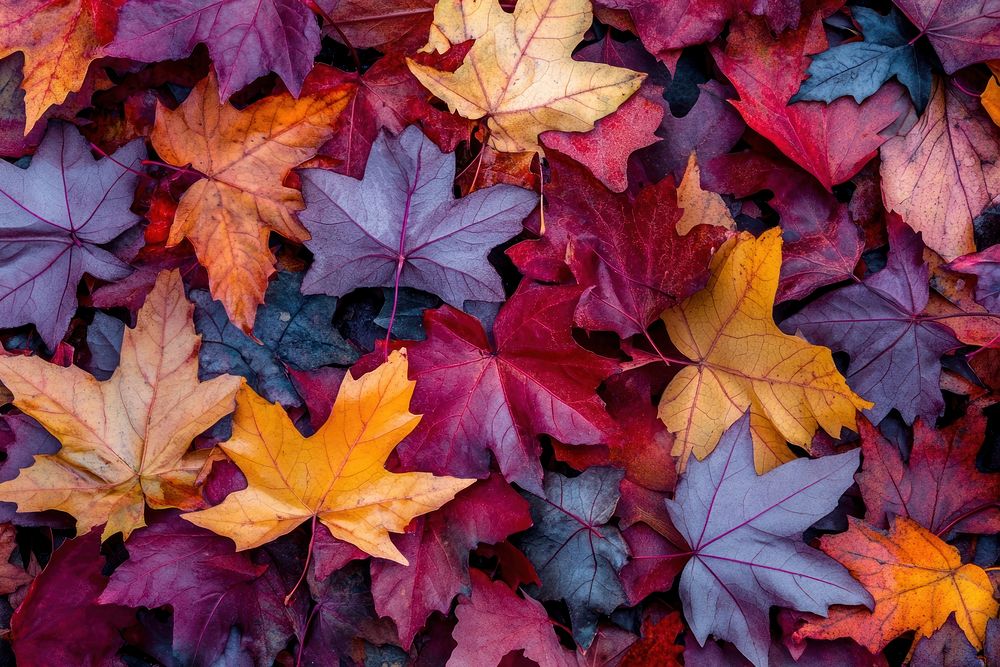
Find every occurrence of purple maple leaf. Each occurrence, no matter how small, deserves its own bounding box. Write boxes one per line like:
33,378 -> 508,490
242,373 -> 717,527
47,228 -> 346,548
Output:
668,412 -> 872,667
782,218 -> 960,424
0,123 -> 144,349
299,126 -> 537,308
106,0 -> 321,100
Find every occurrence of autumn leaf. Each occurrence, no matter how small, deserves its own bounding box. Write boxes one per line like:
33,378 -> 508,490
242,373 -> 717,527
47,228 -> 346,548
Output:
183,349 -> 475,564
783,218 -> 959,424
299,125 -> 537,308
407,0 -> 645,153
0,270 -> 241,541
152,71 -> 353,331
0,0 -> 103,133
666,413 -> 872,667
107,0 -> 322,101
892,0 -> 1000,74
879,77 -> 1000,261
0,122 -> 145,349
675,152 -> 736,236
657,228 -> 872,473
796,517 -> 1000,653
711,2 -> 908,190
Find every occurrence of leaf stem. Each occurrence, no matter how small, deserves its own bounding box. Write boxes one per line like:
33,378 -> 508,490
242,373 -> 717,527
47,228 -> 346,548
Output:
295,602 -> 322,667
285,513 -> 319,606
935,502 -> 1000,538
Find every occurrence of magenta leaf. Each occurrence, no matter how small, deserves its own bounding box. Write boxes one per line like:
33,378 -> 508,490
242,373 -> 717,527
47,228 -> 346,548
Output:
0,122 -> 144,349
107,0 -> 321,100
370,474 -> 532,648
399,284 -> 618,493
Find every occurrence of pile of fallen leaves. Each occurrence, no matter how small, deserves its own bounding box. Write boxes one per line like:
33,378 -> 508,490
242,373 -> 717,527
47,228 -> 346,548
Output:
0,0 -> 998,665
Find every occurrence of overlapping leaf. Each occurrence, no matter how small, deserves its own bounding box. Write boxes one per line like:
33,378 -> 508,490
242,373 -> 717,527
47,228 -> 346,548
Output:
0,270 -> 241,541
657,228 -> 871,473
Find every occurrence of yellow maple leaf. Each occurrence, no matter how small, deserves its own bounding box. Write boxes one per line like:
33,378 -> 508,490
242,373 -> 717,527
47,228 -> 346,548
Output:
983,62 -> 1000,127
152,72 -> 353,332
0,271 -> 241,541
675,152 -> 736,236
183,350 -> 475,564
797,517 -> 999,653
407,0 -> 645,153
658,228 -> 871,473
0,0 -> 100,134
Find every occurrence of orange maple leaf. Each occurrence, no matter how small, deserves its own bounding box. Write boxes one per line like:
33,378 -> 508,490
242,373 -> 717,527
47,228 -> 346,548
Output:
152,71 -> 354,331
0,0 -> 102,134
183,350 -> 475,564
796,517 -> 999,652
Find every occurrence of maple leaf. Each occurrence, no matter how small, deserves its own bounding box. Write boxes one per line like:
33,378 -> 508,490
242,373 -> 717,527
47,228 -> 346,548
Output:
857,413 -> 1000,537
879,77 -> 1000,261
648,79 -> 745,182
299,126 -> 537,308
152,71 -> 353,332
407,0 -> 645,153
192,271 -> 358,409
597,0 -> 801,62
711,2 -> 909,190
892,0 -> 1000,74
183,349 -> 475,563
395,284 -> 618,493
540,39 -> 665,193
0,270 -> 241,541
985,62 -> 1000,128
701,147 -> 864,302
783,218 -> 959,424
106,0 -> 321,101
796,517 -> 1000,653
948,244 -> 1000,313
0,122 -> 144,349
657,228 -> 871,473
311,52 -> 474,180
10,531 -> 134,666
370,474 -> 532,647
518,467 -> 629,648
99,512 -> 305,666
675,152 -> 736,236
313,0 -> 437,53
0,0 -> 104,133
508,152 -> 729,338
449,569 -> 577,667
792,6 -> 932,113
668,413 -> 872,667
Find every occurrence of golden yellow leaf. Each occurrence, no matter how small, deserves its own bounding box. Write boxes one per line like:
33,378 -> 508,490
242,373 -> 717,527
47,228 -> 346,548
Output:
183,350 -> 475,564
407,0 -> 645,153
0,0 -> 100,133
657,228 -> 871,473
983,62 -> 1000,127
0,271 -> 241,541
152,72 -> 353,331
675,152 -> 736,236
797,517 -> 999,653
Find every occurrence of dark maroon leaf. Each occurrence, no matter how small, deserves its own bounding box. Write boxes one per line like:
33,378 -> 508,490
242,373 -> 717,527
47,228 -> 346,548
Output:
370,475 -> 533,648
